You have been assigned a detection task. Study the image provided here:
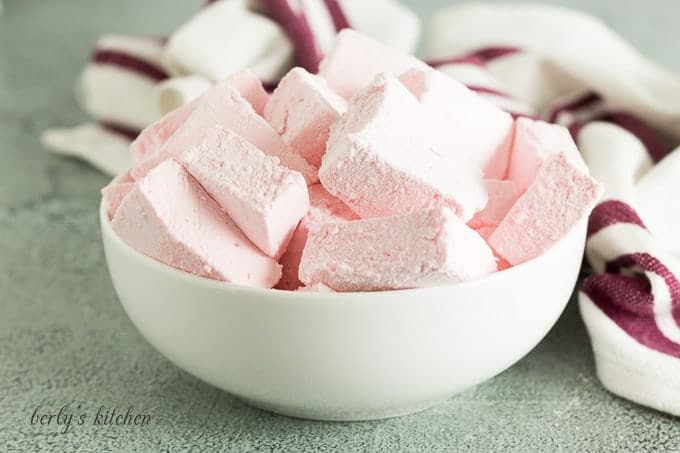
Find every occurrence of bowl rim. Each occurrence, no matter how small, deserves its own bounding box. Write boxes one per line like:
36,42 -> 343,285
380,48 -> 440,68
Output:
100,198 -> 586,300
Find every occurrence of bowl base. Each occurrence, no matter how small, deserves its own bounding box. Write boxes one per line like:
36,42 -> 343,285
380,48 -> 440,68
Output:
237,395 -> 452,421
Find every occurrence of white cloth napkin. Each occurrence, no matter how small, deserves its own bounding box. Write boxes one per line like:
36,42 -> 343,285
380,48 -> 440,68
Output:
427,3 -> 680,416
42,0 -> 420,171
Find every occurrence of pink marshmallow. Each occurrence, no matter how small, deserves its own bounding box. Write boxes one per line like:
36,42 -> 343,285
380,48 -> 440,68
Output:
224,69 -> 269,117
129,70 -> 269,165
299,207 -> 497,292
468,179 -> 519,230
319,73 -> 487,221
276,184 -> 358,291
489,153 -> 602,265
130,99 -> 198,166
467,223 -> 514,272
112,160 -> 281,287
399,68 -> 514,179
265,67 -> 347,168
131,81 -> 316,183
176,126 -> 309,258
318,29 -> 428,99
101,171 -> 135,219
507,117 -> 587,193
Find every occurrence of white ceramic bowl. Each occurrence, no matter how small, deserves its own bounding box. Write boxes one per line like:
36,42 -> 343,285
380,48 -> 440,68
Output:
100,201 -> 587,421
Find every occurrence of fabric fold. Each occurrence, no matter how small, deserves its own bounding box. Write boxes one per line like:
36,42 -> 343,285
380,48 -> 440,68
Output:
427,3 -> 680,137
78,34 -> 167,130
40,123 -> 132,175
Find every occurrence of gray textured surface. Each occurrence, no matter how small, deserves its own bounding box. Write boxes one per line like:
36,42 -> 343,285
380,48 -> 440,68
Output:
1,1 -> 679,451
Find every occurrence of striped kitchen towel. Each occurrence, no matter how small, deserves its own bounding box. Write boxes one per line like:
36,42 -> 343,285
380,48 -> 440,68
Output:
426,3 -> 680,416
42,35 -> 168,175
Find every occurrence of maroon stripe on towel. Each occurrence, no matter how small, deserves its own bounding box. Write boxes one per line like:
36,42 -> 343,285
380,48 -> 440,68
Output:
466,85 -> 536,119
263,0 -> 324,73
91,49 -> 168,82
428,47 -> 521,69
607,254 -> 680,298
601,112 -> 670,163
547,92 -> 602,124
587,200 -> 646,237
262,81 -> 278,93
427,55 -> 486,68
560,104 -> 670,163
465,85 -> 511,98
471,46 -> 522,62
510,112 -> 538,120
582,273 -> 680,358
607,254 -> 680,325
567,121 -> 587,141
323,0 -> 351,31
605,252 -> 680,337
99,121 -> 140,141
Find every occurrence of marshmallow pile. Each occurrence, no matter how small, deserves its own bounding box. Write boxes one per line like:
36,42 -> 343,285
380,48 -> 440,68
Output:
103,30 -> 602,292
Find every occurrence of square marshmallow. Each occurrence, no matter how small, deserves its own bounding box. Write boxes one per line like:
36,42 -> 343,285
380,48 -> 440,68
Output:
467,179 -> 519,231
130,70 -> 269,165
131,79 -> 316,183
177,126 -> 309,258
507,117 -> 587,193
489,153 -> 602,265
276,184 -> 358,290
399,68 -> 514,179
112,160 -> 281,287
265,67 -> 347,168
319,73 -> 487,221
318,29 -> 428,99
299,207 -> 497,291
224,69 -> 270,116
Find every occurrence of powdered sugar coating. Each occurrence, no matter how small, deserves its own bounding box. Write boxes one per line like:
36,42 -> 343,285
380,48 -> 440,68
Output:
318,29 -> 428,99
131,80 -> 316,183
319,73 -> 487,221
177,126 -> 309,258
226,69 -> 270,116
299,207 -> 496,291
265,67 -> 347,167
130,98 -> 198,166
507,117 -> 587,193
112,160 -> 281,287
276,184 -> 357,291
489,153 -> 602,265
468,179 -> 519,231
129,70 -> 269,165
399,67 -> 514,179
